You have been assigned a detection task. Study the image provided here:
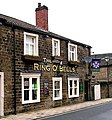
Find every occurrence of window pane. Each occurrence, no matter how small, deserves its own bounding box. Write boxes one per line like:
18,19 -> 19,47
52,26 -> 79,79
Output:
29,36 -> 32,43
70,88 -> 73,95
70,80 -> 72,87
70,46 -> 72,51
72,47 -> 74,51
26,44 -> 29,54
54,48 -> 57,56
69,52 -> 72,60
24,78 -> 29,89
26,36 -> 30,42
70,46 -> 74,51
74,88 -> 77,95
32,38 -> 34,43
24,90 -> 29,101
54,41 -> 58,47
32,90 -> 37,100
55,81 -> 60,89
30,45 -> 34,55
32,78 -> 38,89
54,41 -> 58,56
55,90 -> 60,97
74,81 -> 77,87
70,45 -> 75,51
72,53 -> 74,61
54,42 -> 56,47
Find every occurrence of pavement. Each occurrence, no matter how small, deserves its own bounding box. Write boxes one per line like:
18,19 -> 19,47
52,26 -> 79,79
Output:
1,98 -> 112,120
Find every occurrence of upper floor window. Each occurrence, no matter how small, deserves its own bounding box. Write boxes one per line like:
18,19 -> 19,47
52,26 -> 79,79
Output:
24,32 -> 38,56
52,38 -> 60,56
68,43 -> 77,61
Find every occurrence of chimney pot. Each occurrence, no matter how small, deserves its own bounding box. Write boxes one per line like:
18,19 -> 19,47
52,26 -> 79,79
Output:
38,3 -> 41,8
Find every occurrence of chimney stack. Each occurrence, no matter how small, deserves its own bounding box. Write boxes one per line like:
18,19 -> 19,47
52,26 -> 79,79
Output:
35,3 -> 48,31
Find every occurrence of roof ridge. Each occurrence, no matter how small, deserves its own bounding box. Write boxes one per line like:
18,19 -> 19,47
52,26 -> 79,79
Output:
0,13 -> 91,48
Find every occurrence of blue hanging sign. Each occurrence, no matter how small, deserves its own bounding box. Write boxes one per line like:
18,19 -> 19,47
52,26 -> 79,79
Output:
92,59 -> 101,72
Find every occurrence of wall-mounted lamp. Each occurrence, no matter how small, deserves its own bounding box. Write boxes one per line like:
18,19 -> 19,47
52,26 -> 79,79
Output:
42,34 -> 49,38
91,52 -> 94,55
60,61 -> 63,66
43,58 -> 47,65
104,57 -> 110,62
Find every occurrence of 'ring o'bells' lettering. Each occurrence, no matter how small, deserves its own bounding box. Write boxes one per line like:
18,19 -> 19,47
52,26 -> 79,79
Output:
34,63 -> 76,73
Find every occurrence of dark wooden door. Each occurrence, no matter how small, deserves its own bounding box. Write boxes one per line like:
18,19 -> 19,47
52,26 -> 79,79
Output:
84,81 -> 89,101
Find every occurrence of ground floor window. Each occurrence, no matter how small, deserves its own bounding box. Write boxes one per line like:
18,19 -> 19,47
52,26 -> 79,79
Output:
68,77 -> 79,98
52,77 -> 62,100
21,73 -> 40,104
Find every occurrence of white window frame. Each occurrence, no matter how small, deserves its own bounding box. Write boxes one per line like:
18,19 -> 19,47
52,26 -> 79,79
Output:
24,32 -> 39,56
52,77 -> 62,100
21,73 -> 41,104
68,43 -> 77,61
68,77 -> 79,98
52,38 -> 60,56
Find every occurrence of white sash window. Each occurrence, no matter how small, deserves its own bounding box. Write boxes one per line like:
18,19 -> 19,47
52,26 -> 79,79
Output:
21,73 -> 40,104
24,32 -> 38,56
68,43 -> 77,61
53,77 -> 62,100
68,77 -> 79,98
52,38 -> 60,56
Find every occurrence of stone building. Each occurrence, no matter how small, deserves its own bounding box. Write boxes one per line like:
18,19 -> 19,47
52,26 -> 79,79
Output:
0,3 -> 91,116
92,53 -> 112,99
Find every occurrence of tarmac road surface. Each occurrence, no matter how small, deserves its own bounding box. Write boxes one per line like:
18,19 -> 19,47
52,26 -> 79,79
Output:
45,102 -> 112,120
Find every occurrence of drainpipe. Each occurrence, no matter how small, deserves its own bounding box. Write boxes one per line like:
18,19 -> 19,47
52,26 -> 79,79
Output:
88,47 -> 92,101
12,25 -> 16,115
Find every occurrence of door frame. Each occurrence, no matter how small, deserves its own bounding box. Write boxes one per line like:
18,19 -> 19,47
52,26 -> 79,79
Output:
0,72 -> 4,116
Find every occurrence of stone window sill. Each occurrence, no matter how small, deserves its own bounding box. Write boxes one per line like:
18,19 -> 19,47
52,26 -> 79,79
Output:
22,55 -> 42,62
52,56 -> 63,61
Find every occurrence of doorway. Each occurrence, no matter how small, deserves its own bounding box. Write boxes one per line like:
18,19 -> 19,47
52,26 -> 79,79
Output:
84,81 -> 89,101
94,84 -> 101,100
0,72 -> 4,116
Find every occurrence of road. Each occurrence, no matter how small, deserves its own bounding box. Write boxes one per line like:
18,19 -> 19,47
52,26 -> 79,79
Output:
44,102 -> 112,120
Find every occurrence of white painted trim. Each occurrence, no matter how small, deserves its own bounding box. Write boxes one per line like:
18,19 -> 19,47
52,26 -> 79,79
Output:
52,77 -> 62,101
21,73 -> 40,104
52,38 -> 60,56
68,43 -> 77,61
0,72 -> 4,116
68,77 -> 79,98
24,32 -> 39,56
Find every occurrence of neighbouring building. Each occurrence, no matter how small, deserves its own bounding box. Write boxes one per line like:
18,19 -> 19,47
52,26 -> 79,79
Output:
0,3 -> 91,116
92,53 -> 112,99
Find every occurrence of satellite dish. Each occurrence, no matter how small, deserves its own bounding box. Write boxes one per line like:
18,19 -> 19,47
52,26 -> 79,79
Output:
84,56 -> 92,63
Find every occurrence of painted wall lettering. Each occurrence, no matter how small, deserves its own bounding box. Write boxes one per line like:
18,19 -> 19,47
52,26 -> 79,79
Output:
34,63 -> 76,73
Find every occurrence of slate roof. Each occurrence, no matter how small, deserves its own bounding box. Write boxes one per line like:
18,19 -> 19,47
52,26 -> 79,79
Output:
92,53 -> 112,66
0,14 -> 46,33
0,13 -> 91,48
